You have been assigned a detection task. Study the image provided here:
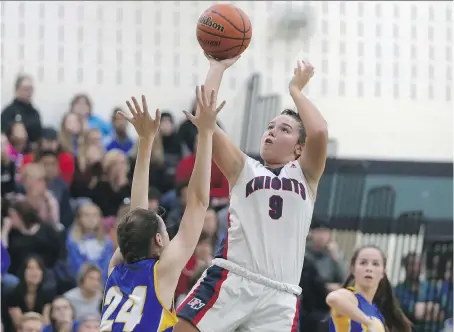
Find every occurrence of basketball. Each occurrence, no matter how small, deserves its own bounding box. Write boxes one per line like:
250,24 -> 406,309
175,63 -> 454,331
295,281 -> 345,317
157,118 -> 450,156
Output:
196,4 -> 252,60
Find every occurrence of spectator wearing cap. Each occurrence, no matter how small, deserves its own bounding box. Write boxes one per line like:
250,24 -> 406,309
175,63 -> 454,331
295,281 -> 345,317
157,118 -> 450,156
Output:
1,75 -> 42,146
105,107 -> 134,155
22,127 -> 75,186
64,264 -> 102,321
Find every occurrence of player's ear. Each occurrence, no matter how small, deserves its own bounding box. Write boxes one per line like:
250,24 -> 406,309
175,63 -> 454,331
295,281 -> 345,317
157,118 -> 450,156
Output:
294,143 -> 303,158
155,233 -> 163,248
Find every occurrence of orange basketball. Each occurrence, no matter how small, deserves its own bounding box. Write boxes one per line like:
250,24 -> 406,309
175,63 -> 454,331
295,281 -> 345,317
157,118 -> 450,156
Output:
196,4 -> 252,60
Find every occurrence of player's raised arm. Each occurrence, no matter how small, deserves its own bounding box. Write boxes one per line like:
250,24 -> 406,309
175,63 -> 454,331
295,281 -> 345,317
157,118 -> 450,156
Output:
289,61 -> 328,190
200,55 -> 246,186
158,85 -> 224,282
108,96 -> 161,271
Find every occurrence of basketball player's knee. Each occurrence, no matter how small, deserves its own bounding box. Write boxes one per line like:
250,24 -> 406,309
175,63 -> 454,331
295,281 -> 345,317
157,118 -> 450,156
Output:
174,318 -> 200,332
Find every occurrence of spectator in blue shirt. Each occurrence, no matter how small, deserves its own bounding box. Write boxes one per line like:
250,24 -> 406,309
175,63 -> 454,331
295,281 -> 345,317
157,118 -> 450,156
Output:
104,107 -> 134,154
66,202 -> 113,283
69,94 -> 111,138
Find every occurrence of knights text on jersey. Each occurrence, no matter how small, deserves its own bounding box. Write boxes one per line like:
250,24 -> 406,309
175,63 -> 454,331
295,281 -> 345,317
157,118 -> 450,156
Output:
215,157 -> 314,285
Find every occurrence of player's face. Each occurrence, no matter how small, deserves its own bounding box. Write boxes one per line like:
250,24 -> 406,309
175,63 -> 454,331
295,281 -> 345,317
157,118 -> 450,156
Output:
260,115 -> 302,165
352,248 -> 385,289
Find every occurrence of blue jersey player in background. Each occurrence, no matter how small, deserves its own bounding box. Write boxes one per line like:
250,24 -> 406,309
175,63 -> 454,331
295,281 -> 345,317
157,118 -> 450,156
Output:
326,245 -> 412,332
100,86 -> 226,332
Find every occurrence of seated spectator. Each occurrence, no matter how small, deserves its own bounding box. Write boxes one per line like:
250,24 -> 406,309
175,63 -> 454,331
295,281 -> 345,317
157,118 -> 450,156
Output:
58,112 -> 84,156
18,312 -> 44,332
175,135 -> 229,207
1,134 -> 16,199
2,201 -> 60,276
17,163 -> 61,229
70,135 -> 104,199
6,256 -> 55,329
66,202 -> 113,283
83,128 -> 104,151
64,264 -> 102,321
69,94 -> 111,137
105,108 -> 134,154
42,296 -> 78,332
165,181 -> 188,239
89,149 -> 130,217
77,314 -> 100,332
128,136 -> 166,194
160,112 -> 183,192
6,121 -> 30,174
23,127 -> 75,185
37,150 -> 73,229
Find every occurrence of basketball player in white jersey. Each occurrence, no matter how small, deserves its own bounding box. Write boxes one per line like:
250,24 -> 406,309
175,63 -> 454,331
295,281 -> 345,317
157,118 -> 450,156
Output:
175,56 -> 328,332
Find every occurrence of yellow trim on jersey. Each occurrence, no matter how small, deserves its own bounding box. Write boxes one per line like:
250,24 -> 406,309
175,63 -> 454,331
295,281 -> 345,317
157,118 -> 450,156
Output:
331,288 -> 359,332
153,261 -> 178,332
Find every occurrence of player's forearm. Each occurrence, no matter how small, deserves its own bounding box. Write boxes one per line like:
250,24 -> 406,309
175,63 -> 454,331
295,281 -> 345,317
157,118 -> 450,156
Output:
326,292 -> 374,327
130,137 -> 154,210
186,131 -> 213,208
290,87 -> 327,137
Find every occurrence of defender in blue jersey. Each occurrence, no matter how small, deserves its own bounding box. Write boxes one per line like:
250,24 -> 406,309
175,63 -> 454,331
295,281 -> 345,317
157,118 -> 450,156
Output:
100,87 -> 225,331
326,245 -> 412,332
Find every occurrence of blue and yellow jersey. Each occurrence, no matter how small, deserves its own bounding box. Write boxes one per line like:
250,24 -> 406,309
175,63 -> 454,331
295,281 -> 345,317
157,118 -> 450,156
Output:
329,287 -> 386,332
100,259 -> 178,332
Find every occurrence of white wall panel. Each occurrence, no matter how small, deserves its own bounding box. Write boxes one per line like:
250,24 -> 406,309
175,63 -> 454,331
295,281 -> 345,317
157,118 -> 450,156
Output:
1,1 -> 452,160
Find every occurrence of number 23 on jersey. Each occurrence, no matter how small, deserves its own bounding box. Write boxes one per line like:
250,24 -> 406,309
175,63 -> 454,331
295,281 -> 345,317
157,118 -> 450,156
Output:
101,286 -> 147,331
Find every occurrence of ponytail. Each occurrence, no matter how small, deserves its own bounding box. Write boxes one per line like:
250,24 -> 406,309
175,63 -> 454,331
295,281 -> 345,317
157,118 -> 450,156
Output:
374,274 -> 412,332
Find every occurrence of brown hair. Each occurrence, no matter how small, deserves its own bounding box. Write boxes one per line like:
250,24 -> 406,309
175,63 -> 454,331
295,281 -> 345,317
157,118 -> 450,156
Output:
71,202 -> 105,242
58,112 -> 84,153
70,93 -> 92,115
343,245 -> 412,332
281,109 -> 306,144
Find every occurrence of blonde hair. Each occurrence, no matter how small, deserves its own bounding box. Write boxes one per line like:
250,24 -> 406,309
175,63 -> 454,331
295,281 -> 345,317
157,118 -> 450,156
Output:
77,129 -> 102,171
22,163 -> 45,180
20,312 -> 43,327
71,202 -> 105,242
130,134 -> 164,166
59,112 -> 84,153
102,149 -> 129,177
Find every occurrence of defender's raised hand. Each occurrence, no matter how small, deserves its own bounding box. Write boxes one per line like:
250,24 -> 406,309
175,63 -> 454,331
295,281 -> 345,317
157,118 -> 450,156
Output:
183,85 -> 226,133
119,95 -> 161,140
289,60 -> 315,92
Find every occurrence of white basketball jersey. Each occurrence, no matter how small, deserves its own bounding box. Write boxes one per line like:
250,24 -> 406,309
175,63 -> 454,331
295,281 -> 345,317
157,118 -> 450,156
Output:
215,157 -> 315,285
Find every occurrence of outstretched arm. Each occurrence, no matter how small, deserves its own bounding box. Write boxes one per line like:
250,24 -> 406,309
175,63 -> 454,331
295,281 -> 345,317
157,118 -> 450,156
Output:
201,56 -> 246,186
108,97 -> 161,272
290,61 -> 328,191
158,86 -> 224,285
326,289 -> 375,329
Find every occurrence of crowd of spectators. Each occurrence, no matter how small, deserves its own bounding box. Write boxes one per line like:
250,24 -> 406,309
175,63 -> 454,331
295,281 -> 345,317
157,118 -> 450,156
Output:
0,74 -> 229,332
0,74 -> 452,332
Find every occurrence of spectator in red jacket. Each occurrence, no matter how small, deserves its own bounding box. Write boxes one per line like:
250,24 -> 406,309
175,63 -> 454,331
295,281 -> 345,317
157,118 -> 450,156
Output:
175,135 -> 229,207
22,128 -> 75,185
